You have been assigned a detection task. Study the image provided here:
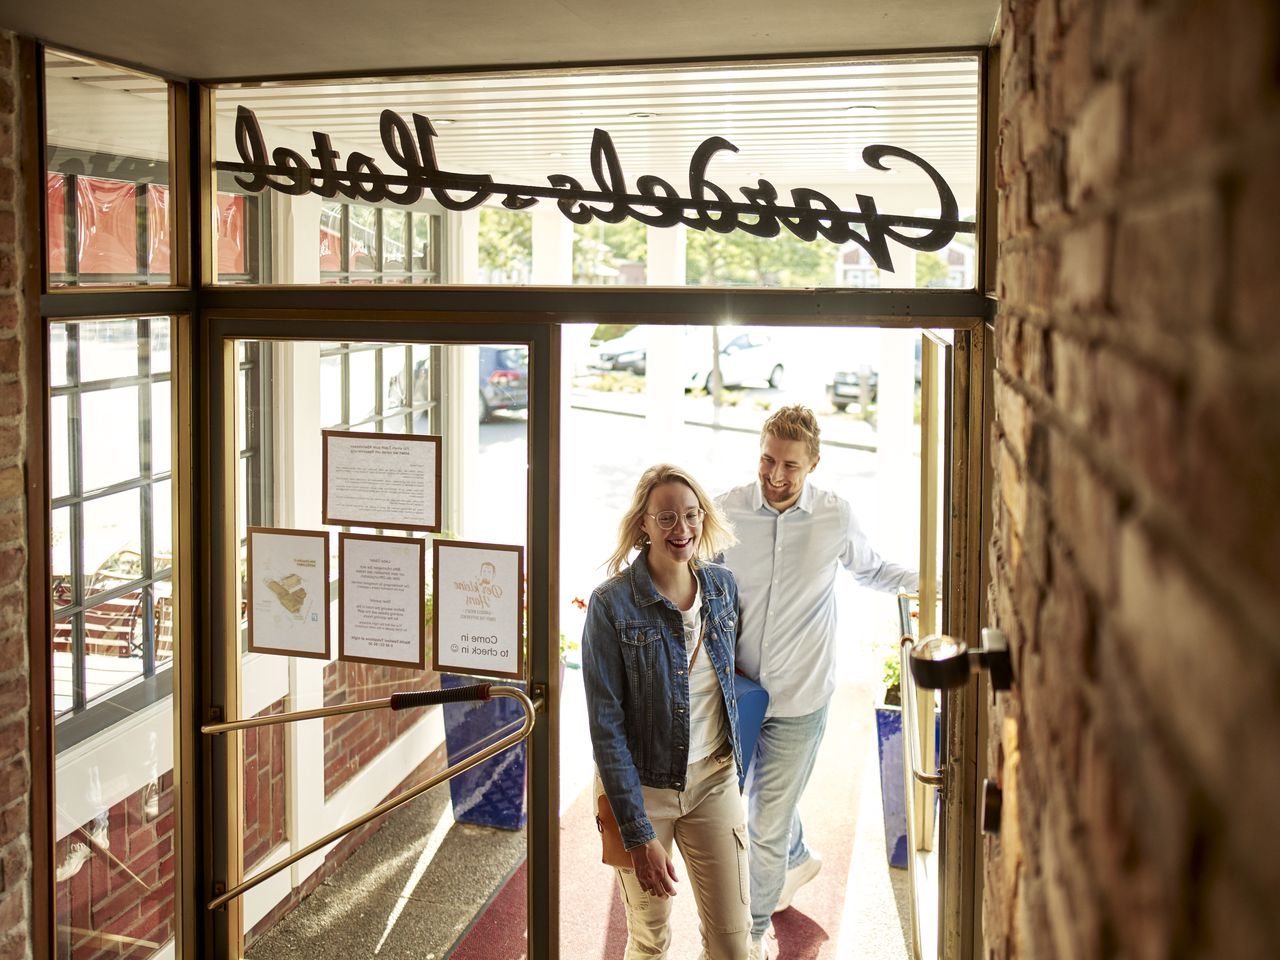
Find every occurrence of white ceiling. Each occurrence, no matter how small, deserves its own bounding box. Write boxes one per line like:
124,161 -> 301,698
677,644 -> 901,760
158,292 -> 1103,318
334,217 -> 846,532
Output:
3,1 -> 998,81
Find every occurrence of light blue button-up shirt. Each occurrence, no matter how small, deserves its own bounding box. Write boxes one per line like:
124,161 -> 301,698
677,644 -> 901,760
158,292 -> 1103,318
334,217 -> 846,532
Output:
716,480 -> 918,717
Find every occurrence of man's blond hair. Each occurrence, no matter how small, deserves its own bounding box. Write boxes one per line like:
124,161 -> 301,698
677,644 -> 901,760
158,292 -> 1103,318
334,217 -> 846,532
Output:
760,404 -> 821,460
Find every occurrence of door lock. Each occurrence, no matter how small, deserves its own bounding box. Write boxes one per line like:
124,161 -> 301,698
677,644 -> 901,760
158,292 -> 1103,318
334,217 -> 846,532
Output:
907,627 -> 1013,691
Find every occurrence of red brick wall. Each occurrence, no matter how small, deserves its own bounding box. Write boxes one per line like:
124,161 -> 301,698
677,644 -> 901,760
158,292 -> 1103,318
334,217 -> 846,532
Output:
322,661 -> 438,798
54,774 -> 175,959
243,699 -> 287,872
0,29 -> 31,960
986,1 -> 1280,957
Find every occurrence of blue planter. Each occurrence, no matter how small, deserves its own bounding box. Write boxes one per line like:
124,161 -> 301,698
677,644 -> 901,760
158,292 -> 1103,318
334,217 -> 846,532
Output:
875,705 -> 909,869
440,673 -> 527,830
875,703 -> 942,869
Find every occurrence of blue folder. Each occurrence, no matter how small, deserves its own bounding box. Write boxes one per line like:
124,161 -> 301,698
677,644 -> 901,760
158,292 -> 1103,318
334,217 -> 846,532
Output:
733,672 -> 770,783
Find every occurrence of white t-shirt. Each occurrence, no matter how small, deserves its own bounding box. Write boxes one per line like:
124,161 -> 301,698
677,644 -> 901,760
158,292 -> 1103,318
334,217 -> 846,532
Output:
680,582 -> 728,764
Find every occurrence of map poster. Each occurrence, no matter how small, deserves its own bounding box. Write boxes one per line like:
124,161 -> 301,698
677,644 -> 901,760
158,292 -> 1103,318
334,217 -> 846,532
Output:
432,540 -> 524,681
338,532 -> 426,669
322,430 -> 443,532
247,527 -> 330,659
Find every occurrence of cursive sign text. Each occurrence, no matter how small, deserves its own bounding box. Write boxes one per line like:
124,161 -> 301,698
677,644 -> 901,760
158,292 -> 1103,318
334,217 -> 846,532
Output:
218,106 -> 974,272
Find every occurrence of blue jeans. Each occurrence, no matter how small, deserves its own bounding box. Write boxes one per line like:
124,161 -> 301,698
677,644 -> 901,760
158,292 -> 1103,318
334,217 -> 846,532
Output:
743,705 -> 829,937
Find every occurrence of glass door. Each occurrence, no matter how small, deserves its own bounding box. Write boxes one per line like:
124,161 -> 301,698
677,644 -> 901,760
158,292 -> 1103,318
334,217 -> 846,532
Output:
201,318 -> 559,958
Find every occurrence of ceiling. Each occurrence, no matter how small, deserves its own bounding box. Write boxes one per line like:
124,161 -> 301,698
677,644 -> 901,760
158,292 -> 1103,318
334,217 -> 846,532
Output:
3,1 -> 998,81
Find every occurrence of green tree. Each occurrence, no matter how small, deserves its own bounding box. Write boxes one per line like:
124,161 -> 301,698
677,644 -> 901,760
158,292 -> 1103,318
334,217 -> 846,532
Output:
574,220 -> 647,283
478,208 -> 532,281
686,230 -> 836,286
915,251 -> 949,287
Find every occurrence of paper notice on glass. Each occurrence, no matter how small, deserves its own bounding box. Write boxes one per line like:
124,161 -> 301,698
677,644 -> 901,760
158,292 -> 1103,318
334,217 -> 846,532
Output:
433,540 -> 524,681
323,430 -> 442,531
339,533 -> 426,669
247,527 -> 330,659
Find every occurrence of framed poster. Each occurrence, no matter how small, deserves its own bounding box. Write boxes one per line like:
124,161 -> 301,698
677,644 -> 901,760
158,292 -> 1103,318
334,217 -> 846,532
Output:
247,527 -> 330,659
338,532 -> 427,669
432,540 -> 525,681
322,429 -> 442,531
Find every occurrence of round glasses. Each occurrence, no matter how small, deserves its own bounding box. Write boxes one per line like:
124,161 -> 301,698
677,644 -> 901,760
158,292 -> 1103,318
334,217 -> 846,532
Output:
647,508 -> 706,530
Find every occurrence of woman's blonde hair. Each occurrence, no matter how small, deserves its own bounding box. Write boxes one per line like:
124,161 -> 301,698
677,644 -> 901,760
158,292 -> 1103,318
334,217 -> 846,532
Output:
605,464 -> 736,576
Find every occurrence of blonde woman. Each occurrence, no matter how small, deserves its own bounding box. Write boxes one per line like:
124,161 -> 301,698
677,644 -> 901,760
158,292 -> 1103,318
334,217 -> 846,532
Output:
582,463 -> 752,960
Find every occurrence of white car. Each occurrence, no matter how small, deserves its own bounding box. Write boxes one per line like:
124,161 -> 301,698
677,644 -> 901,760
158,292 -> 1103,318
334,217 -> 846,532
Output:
685,329 -> 783,391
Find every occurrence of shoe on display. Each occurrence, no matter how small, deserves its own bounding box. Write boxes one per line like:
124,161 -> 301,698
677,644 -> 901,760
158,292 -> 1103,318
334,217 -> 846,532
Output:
775,852 -> 823,911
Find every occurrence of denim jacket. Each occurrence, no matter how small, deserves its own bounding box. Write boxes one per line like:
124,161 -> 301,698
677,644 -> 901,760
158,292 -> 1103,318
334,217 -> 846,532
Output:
582,549 -> 743,850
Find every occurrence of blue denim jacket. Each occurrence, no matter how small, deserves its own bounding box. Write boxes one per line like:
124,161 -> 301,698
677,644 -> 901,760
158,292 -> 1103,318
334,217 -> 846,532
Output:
582,550 -> 743,850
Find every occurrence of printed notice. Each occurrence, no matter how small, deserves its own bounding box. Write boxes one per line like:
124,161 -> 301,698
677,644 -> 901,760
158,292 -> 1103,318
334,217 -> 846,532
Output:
339,533 -> 426,669
323,430 -> 442,531
433,540 -> 524,681
247,527 -> 330,659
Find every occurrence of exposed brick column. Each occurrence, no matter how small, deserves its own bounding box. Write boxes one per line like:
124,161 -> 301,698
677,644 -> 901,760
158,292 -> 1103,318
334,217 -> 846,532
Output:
986,0 -> 1280,957
0,29 -> 31,960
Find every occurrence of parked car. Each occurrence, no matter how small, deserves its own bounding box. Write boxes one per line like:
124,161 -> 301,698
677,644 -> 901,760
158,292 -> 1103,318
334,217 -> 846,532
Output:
479,345 -> 529,420
826,338 -> 921,412
686,329 -> 783,391
588,326 -> 784,391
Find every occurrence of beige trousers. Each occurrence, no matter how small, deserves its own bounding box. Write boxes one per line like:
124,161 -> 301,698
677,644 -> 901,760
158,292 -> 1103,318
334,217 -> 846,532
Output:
598,748 -> 752,960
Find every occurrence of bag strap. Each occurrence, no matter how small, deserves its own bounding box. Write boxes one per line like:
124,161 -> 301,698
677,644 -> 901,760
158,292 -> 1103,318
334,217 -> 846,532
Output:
687,616 -> 706,670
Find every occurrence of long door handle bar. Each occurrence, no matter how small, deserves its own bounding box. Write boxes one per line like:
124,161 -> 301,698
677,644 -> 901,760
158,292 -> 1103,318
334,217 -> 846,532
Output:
202,683 -> 537,911
899,638 -> 944,788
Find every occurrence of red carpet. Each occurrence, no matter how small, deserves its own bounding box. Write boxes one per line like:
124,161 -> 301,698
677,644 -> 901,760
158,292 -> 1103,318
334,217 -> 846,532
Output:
451,683 -> 873,960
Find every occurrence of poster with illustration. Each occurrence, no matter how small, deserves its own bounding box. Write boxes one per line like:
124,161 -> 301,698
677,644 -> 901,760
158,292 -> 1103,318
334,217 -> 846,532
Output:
322,430 -> 442,532
338,532 -> 427,669
247,527 -> 330,659
432,540 -> 524,681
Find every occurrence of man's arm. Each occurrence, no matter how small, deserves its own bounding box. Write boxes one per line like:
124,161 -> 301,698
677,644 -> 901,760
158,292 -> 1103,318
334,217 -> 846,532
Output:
839,502 -> 919,594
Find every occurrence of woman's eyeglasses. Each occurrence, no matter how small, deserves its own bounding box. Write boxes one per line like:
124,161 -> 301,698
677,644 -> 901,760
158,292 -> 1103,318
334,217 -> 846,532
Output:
647,508 -> 706,530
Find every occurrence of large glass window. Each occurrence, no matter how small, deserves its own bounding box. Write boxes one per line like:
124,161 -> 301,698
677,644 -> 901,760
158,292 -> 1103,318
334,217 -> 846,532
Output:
213,56 -> 979,289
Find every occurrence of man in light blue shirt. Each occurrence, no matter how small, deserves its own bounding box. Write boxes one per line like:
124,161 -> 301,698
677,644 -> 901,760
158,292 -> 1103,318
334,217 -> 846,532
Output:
717,405 -> 917,954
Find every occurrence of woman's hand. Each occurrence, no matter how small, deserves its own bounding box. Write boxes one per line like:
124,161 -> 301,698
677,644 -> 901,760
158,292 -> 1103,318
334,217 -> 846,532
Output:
629,839 -> 679,898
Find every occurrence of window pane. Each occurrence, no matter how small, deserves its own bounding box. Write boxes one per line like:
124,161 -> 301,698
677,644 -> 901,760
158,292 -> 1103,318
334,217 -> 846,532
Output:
217,192 -> 247,276
320,354 -> 342,427
52,506 -> 72,610
146,184 -> 170,277
381,346 -> 406,411
349,206 -> 378,272
348,350 -> 376,423
82,490 -> 142,597
46,50 -> 171,289
152,479 -> 172,574
150,316 -> 171,374
411,343 -> 431,405
237,367 -> 247,453
412,214 -> 434,275
384,210 -> 406,272
50,323 -> 69,388
152,381 -> 171,474
50,395 -> 70,500
80,386 -> 140,490
77,318 -> 138,382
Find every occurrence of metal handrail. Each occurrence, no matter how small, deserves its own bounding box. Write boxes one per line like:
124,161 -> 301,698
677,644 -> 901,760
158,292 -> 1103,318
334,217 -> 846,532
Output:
202,683 -> 537,911
899,637 -> 944,788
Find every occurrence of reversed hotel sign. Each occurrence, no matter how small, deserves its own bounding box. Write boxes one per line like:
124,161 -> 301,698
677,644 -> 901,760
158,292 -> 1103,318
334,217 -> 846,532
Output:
219,106 -> 974,273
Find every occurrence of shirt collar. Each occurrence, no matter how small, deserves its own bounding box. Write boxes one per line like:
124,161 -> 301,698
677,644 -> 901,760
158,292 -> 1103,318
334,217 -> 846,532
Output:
752,478 -> 816,515
628,547 -> 727,607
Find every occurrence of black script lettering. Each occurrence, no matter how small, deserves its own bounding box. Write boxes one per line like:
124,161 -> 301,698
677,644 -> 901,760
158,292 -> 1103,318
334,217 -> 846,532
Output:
309,132 -> 344,199
345,153 -> 387,204
682,137 -> 739,234
548,174 -> 593,224
587,129 -> 630,224
784,187 -> 850,244
271,147 -> 313,196
736,180 -> 782,238
502,194 -> 539,209
849,193 -> 894,270
632,175 -> 682,228
412,114 -> 493,210
862,145 -> 960,251
378,111 -> 424,204
232,106 -> 269,193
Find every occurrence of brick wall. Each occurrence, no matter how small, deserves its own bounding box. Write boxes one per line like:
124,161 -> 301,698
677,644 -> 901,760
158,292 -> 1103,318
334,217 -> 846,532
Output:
986,0 -> 1280,957
322,661 -> 439,798
0,29 -> 31,960
243,699 -> 287,872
